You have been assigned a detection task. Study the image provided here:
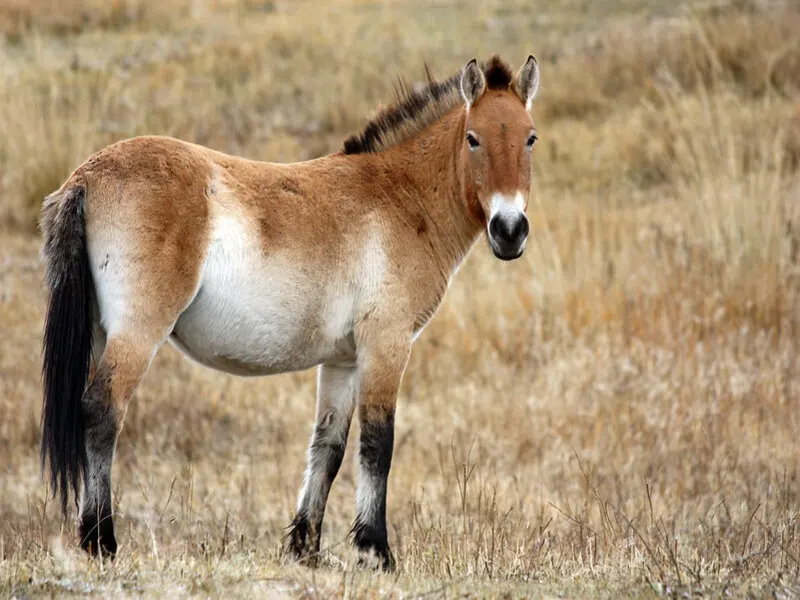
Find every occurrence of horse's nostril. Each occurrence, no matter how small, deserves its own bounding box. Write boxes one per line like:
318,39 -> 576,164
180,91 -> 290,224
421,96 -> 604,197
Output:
489,216 -> 503,240
514,216 -> 530,241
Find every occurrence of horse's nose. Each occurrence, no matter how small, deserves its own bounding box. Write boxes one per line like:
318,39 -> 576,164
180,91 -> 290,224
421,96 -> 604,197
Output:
489,213 -> 529,245
488,212 -> 529,260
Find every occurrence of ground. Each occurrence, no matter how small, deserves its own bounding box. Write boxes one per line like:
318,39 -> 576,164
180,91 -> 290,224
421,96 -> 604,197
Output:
1,0 -> 799,598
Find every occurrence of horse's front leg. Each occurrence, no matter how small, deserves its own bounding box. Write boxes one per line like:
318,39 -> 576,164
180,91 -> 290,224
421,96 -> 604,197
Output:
351,338 -> 410,572
285,363 -> 357,565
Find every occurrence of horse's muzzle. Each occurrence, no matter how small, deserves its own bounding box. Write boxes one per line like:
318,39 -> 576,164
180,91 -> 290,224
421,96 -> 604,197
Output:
488,212 -> 529,260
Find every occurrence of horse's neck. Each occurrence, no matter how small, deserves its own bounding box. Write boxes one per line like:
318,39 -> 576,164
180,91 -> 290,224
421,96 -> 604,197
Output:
378,107 -> 484,277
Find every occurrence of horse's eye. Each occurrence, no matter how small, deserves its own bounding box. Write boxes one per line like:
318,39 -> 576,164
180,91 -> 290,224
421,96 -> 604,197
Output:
526,134 -> 538,149
466,133 -> 480,150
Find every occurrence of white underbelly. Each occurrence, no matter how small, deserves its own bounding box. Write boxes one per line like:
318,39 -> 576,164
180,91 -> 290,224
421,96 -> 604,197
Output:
170,215 -> 356,376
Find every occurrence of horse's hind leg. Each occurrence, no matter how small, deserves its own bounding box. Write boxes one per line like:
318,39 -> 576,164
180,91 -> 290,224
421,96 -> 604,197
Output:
78,331 -> 163,556
75,175 -> 209,555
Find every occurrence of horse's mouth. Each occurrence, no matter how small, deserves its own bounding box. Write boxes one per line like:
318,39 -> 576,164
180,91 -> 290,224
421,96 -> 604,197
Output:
489,237 -> 525,261
493,248 -> 524,261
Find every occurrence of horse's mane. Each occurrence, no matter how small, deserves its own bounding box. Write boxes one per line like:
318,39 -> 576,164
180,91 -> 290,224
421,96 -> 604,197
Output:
342,56 -> 514,155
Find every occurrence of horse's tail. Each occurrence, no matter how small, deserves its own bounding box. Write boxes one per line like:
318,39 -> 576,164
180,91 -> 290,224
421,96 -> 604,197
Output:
39,183 -> 94,518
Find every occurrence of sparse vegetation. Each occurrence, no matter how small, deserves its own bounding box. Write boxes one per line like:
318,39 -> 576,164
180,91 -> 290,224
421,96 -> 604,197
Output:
1,0 -> 799,597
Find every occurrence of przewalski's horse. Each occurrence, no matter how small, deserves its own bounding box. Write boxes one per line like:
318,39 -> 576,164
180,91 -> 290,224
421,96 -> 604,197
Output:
39,55 -> 540,570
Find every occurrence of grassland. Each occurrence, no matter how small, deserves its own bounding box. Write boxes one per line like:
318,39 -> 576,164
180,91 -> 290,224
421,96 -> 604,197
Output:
1,0 -> 799,597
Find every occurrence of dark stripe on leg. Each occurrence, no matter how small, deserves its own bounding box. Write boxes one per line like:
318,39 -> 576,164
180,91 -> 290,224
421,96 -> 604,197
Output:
78,370 -> 118,557
352,410 -> 395,571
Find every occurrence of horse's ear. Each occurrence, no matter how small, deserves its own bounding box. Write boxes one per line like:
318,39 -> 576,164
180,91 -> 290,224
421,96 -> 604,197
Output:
513,55 -> 540,111
460,58 -> 486,109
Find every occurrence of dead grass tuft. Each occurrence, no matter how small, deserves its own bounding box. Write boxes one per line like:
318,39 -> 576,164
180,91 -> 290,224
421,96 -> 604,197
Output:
540,4 -> 800,122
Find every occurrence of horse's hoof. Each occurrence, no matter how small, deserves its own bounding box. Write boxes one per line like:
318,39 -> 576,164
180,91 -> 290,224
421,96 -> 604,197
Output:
282,516 -> 320,568
356,545 -> 396,573
79,517 -> 117,558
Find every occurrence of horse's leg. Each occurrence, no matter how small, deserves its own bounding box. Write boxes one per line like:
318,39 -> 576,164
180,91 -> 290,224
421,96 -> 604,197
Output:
79,269 -> 197,556
78,331 -> 163,556
351,338 -> 410,572
285,363 -> 357,565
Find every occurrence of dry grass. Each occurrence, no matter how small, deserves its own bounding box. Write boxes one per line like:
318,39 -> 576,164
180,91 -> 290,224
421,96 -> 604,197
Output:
1,0 -> 800,597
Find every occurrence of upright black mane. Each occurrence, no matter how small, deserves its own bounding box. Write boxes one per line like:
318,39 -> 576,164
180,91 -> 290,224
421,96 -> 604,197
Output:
342,56 -> 515,155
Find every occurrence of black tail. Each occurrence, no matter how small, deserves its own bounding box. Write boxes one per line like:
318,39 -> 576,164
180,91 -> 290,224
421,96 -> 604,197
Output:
40,184 -> 94,517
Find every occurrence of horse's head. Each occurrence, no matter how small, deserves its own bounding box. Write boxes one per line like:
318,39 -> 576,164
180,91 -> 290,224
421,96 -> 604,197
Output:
460,56 -> 540,261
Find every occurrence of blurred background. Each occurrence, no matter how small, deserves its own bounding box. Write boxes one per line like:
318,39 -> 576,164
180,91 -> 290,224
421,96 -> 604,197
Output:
1,0 -> 799,596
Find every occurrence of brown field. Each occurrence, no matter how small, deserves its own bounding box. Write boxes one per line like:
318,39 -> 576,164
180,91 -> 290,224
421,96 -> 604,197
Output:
1,0 -> 800,597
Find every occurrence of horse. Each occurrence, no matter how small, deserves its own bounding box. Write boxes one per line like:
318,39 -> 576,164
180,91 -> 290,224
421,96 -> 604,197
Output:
39,54 -> 541,571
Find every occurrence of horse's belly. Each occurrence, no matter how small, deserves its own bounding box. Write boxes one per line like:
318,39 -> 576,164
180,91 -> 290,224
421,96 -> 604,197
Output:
169,230 -> 355,377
